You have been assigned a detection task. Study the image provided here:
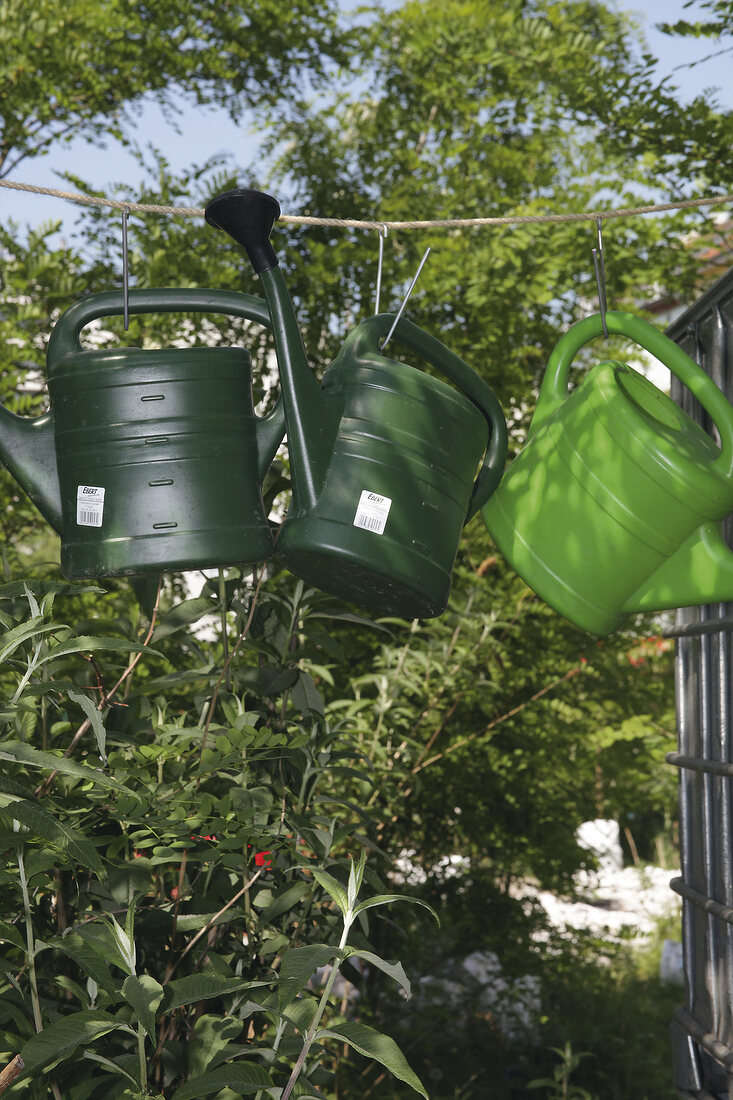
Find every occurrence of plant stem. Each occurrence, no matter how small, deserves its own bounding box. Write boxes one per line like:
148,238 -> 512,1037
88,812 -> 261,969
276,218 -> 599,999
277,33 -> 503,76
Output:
137,1021 -> 147,1094
253,1020 -> 286,1100
281,915 -> 353,1100
164,868 -> 262,982
35,576 -> 163,796
12,639 -> 43,705
17,845 -> 42,1033
219,568 -> 232,692
198,565 -> 265,762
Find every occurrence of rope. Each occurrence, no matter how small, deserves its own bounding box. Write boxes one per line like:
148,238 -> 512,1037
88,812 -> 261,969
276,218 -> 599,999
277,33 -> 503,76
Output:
1,176 -> 732,230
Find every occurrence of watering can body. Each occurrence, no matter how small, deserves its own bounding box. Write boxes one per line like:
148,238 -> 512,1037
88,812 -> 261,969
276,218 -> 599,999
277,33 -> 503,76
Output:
481,311 -> 733,635
0,288 -> 285,579
274,316 -> 503,618
205,188 -> 508,619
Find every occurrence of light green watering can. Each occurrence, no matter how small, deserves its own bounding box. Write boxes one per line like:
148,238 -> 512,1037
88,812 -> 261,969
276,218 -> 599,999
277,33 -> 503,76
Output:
205,187 -> 508,619
481,311 -> 733,635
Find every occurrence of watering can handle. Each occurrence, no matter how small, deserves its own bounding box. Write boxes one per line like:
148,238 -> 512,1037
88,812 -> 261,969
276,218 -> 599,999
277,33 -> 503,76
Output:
533,311 -> 733,479
47,287 -> 273,359
353,314 -> 508,522
46,287 -> 284,480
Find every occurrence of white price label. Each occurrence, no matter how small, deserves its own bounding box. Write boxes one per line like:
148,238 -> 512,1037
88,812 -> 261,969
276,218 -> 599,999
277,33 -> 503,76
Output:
76,485 -> 105,528
353,490 -> 392,535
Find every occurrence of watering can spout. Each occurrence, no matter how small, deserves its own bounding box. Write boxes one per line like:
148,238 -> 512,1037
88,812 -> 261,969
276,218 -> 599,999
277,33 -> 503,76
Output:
624,523 -> 733,615
203,188 -> 280,276
205,188 -> 338,513
0,406 -> 62,532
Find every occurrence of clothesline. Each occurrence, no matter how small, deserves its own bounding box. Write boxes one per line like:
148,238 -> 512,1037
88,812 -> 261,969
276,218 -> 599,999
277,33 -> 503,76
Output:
1,177 -> 733,231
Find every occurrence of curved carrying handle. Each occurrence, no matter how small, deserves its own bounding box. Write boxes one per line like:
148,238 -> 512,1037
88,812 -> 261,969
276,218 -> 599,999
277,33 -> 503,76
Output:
46,287 -> 284,480
347,314 -> 508,522
47,287 -> 273,360
533,311 -> 733,479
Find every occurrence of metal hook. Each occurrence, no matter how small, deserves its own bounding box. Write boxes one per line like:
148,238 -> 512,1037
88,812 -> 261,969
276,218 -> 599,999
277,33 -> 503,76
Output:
374,224 -> 388,316
591,215 -> 608,338
122,206 -> 130,331
380,246 -> 431,352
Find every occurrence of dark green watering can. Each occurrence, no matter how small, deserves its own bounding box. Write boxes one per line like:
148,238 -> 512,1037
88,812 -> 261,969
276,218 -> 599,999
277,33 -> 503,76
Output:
0,288 -> 285,578
481,311 -> 733,635
205,188 -> 508,619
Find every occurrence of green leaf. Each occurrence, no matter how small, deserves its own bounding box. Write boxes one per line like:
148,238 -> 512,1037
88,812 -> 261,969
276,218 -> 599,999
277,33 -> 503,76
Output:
347,850 -> 367,910
36,635 -> 162,665
0,918 -> 25,949
67,688 -> 107,764
238,663 -> 299,697
0,795 -> 103,872
152,596 -> 217,641
175,909 -> 245,933
344,948 -> 411,999
82,1050 -> 140,1086
105,910 -> 136,976
0,741 -> 135,799
162,975 -> 268,1013
19,1010 -> 132,1077
282,997 -> 319,1033
0,581 -> 103,600
353,893 -> 439,925
259,880 -> 310,921
122,974 -> 164,1041
171,1061 -> 276,1099
318,1021 -> 428,1098
308,610 -> 392,633
46,933 -> 118,995
187,1014 -> 243,1079
0,773 -> 34,799
278,944 -> 340,1011
74,923 -> 136,979
0,618 -> 59,663
310,869 -> 349,917
23,583 -> 41,618
291,671 -> 325,716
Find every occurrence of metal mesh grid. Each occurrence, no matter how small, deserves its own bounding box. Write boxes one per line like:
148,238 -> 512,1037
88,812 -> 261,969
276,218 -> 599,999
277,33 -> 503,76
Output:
665,268 -> 733,1099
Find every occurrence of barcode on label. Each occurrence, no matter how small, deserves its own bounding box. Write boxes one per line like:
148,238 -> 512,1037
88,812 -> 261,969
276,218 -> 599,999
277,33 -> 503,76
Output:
353,489 -> 392,536
78,509 -> 103,527
76,485 -> 106,527
354,513 -> 383,532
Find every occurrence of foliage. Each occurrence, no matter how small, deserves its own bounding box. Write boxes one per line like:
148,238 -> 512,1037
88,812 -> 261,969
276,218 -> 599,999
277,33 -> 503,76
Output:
0,572 -> 441,1098
0,0 -> 351,178
528,1043 -> 595,1099
319,542 -> 676,893
659,0 -> 733,42
256,0 -> 724,407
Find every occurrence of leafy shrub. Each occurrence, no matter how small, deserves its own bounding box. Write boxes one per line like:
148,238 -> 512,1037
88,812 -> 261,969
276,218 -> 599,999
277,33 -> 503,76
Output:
0,571 -> 433,1098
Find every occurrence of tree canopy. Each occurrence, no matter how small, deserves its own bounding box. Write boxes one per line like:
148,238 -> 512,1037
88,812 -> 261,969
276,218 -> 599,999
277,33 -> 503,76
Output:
0,0 -> 350,177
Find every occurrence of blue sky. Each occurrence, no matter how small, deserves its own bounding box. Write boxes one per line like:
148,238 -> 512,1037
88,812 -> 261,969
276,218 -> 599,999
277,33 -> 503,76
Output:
3,0 -> 732,232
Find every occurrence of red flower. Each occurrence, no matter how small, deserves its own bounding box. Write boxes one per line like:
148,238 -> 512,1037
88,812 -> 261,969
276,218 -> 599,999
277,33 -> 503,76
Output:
254,851 -> 272,869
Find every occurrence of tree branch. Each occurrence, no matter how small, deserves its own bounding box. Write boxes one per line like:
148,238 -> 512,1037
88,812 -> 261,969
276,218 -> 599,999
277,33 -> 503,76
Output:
35,578 -> 163,796
0,1056 -> 23,1095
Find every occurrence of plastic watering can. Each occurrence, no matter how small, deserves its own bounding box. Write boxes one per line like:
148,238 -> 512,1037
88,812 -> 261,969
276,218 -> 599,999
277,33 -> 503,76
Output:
481,311 -> 733,635
205,188 -> 508,618
0,288 -> 285,578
